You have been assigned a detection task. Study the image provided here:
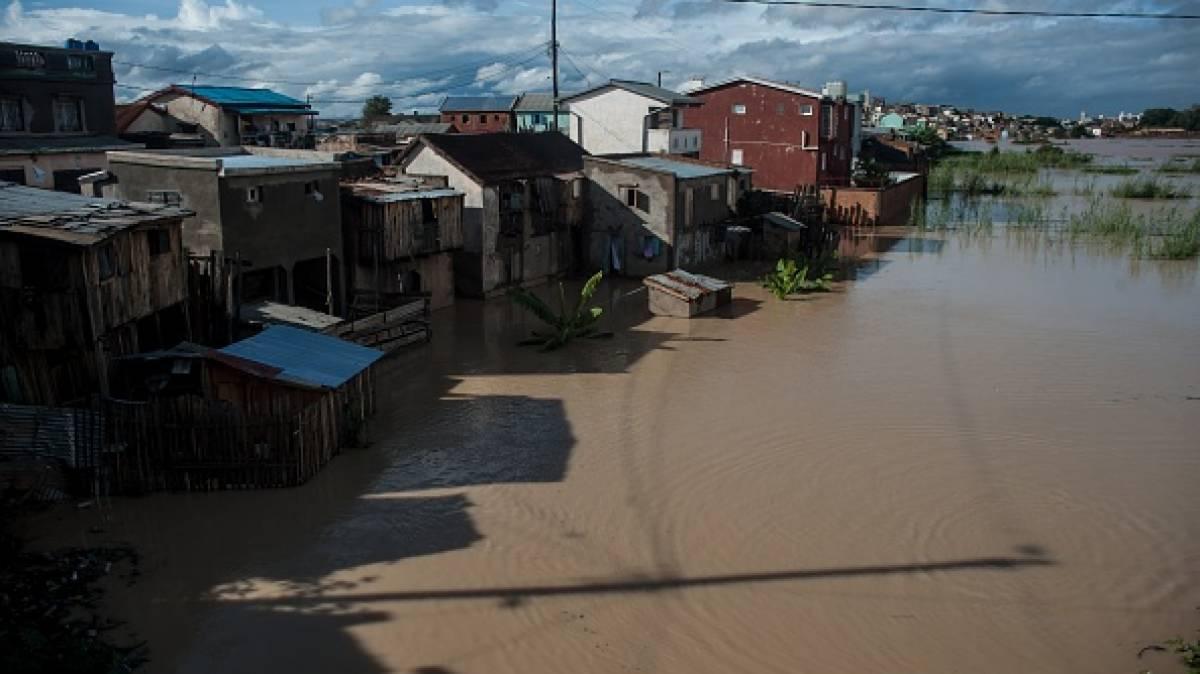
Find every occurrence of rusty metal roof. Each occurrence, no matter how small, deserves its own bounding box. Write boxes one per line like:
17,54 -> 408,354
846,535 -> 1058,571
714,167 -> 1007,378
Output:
410,132 -> 588,184
644,269 -> 732,301
0,181 -> 192,245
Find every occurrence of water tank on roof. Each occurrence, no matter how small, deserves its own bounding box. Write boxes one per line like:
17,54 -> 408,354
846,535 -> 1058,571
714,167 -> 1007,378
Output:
84,40 -> 99,51
64,38 -> 83,50
823,80 -> 847,99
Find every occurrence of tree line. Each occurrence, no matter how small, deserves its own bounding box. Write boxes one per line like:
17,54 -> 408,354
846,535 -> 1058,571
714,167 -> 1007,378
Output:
1141,105 -> 1200,131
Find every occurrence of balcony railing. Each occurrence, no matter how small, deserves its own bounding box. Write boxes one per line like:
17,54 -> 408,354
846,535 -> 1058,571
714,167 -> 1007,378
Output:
647,127 -> 701,155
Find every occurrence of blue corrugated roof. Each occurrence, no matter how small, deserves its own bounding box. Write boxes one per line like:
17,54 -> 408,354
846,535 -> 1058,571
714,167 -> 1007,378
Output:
439,95 -> 518,112
618,156 -> 733,179
178,85 -> 308,109
218,325 -> 383,389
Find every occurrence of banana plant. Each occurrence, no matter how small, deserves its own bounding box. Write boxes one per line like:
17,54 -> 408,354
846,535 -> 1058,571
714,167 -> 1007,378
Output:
761,258 -> 834,299
510,270 -> 609,350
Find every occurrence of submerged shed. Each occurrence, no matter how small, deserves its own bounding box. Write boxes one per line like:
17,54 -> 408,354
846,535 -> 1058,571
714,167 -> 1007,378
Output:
644,269 -> 733,317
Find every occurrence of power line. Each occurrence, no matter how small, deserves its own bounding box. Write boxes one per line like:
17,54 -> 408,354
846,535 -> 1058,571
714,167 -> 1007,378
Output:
715,0 -> 1200,20
559,49 -> 597,88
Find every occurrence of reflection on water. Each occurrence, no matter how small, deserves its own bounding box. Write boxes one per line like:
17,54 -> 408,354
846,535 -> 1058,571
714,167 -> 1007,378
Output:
18,140 -> 1200,674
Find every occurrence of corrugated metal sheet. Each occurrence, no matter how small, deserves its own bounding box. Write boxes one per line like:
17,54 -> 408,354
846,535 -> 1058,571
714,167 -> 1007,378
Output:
439,95 -> 518,112
218,325 -> 384,389
0,403 -> 100,468
764,212 -> 807,231
515,92 -> 557,111
618,156 -> 733,179
181,85 -> 307,108
644,269 -> 731,300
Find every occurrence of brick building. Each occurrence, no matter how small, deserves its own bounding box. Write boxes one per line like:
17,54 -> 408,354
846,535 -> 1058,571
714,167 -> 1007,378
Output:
686,77 -> 855,192
438,96 -> 517,134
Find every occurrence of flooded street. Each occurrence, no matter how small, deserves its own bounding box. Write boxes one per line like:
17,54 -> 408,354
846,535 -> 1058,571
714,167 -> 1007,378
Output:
21,220 -> 1199,673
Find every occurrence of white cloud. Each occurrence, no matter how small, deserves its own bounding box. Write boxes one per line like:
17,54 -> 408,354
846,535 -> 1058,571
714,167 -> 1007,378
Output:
0,0 -> 1195,118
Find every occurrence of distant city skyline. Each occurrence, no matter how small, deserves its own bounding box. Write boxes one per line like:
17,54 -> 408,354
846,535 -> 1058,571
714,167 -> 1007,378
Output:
1,0 -> 1196,119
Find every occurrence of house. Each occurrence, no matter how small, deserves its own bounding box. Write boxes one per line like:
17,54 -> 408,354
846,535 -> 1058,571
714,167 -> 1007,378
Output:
0,181 -> 191,405
398,132 -> 587,297
115,85 -> 317,148
583,154 -> 746,276
340,175 -> 465,311
438,96 -> 517,134
514,93 -> 569,134
0,40 -> 139,192
687,76 -> 855,192
107,325 -> 383,491
99,147 -> 345,314
559,79 -> 701,156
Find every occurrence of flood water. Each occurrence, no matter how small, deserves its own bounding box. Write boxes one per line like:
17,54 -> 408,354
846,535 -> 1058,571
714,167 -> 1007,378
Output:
21,143 -> 1200,674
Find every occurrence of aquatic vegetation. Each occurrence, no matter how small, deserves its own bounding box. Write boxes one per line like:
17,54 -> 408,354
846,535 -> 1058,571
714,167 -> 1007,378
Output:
1072,178 -> 1098,196
510,271 -> 608,350
1156,158 -> 1200,174
1143,209 -> 1200,259
1142,628 -> 1200,674
1002,174 -> 1057,197
1080,165 -> 1139,175
1110,177 -> 1190,199
1008,202 -> 1047,228
1066,199 -> 1200,259
1068,199 -> 1143,246
761,258 -> 833,299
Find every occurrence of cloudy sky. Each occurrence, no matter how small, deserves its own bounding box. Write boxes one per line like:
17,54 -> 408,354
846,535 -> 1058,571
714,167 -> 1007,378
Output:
1,0 -> 1196,118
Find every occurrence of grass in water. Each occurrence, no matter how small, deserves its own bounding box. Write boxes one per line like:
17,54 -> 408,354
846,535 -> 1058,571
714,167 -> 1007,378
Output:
1156,158 -> 1200,174
1081,164 -> 1139,175
1110,177 -> 1190,199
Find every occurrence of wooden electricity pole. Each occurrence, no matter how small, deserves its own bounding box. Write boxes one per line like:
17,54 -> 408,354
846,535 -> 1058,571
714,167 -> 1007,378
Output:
551,0 -> 560,132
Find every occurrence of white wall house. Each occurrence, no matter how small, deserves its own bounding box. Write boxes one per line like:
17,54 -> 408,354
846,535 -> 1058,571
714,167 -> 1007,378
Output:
561,80 -> 701,157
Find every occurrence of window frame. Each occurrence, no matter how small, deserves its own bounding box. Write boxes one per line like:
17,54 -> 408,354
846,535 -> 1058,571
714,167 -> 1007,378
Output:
52,96 -> 85,133
732,103 -> 747,115
731,148 -> 744,165
800,104 -> 814,116
147,228 -> 172,257
246,186 -> 263,203
0,96 -> 25,133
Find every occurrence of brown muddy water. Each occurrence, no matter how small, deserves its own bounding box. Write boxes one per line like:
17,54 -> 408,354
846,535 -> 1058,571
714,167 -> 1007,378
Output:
20,238 -> 1200,671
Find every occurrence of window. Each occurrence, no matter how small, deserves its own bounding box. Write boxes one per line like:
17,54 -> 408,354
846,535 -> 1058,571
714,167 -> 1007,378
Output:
177,122 -> 199,133
14,49 -> 44,69
461,114 -> 468,123
0,97 -> 24,132
620,186 -> 650,213
776,103 -> 785,116
247,186 -> 263,203
843,106 -> 850,120
478,114 -> 486,123
732,104 -> 746,115
710,183 -> 720,200
731,149 -> 744,165
97,243 -> 117,280
821,152 -> 827,172
67,54 -> 94,72
146,190 -> 181,206
303,180 -> 319,195
802,130 -> 811,148
821,104 -> 835,139
52,97 -> 84,133
147,229 -> 171,256
494,114 -> 501,122
800,104 -> 814,116
287,122 -> 296,132
421,198 -> 437,222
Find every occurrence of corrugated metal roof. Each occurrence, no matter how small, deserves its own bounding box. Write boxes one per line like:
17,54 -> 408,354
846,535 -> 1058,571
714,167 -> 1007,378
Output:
618,156 -> 733,179
231,107 -> 319,116
412,132 -> 587,184
217,325 -> 383,389
644,269 -> 731,301
347,187 -> 462,204
178,85 -> 308,108
562,80 -> 697,106
439,95 -> 518,112
515,92 -> 557,111
689,76 -> 823,99
763,212 -> 806,231
0,135 -> 139,156
375,122 -> 454,135
240,301 -> 344,331
0,182 -> 191,245
218,155 -> 333,171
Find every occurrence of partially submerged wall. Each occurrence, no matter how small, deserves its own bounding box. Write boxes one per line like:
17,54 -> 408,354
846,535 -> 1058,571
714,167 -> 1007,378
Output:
820,173 -> 925,226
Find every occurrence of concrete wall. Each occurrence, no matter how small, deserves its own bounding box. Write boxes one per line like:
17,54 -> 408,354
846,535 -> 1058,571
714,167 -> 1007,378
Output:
105,159 -> 225,255
0,150 -> 109,190
218,169 -> 342,271
566,88 -> 662,155
0,46 -> 117,136
820,173 -> 925,226
583,159 -> 675,276
157,92 -> 230,146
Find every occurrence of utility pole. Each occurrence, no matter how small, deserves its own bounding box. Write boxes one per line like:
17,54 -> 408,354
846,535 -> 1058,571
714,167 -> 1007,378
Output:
551,0 -> 559,132
658,70 -> 670,88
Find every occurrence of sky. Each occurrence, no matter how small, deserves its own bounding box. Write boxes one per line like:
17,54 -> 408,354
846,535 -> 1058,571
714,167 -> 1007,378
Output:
1,0 -> 1197,118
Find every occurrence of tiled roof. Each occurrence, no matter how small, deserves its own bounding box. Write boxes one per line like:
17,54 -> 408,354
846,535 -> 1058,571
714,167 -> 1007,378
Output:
217,325 -> 383,389
411,132 -> 587,184
0,181 -> 191,245
439,95 -> 518,113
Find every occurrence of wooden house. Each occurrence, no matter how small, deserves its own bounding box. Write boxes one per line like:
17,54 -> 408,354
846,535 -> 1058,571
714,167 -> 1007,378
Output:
340,176 -> 465,312
0,181 -> 191,405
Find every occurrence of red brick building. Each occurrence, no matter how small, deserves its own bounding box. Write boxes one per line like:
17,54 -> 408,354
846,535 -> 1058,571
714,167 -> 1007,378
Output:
438,95 -> 517,134
686,77 -> 855,192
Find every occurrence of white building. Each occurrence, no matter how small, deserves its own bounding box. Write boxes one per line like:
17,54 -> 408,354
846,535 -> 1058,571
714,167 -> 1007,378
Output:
560,79 -> 701,156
